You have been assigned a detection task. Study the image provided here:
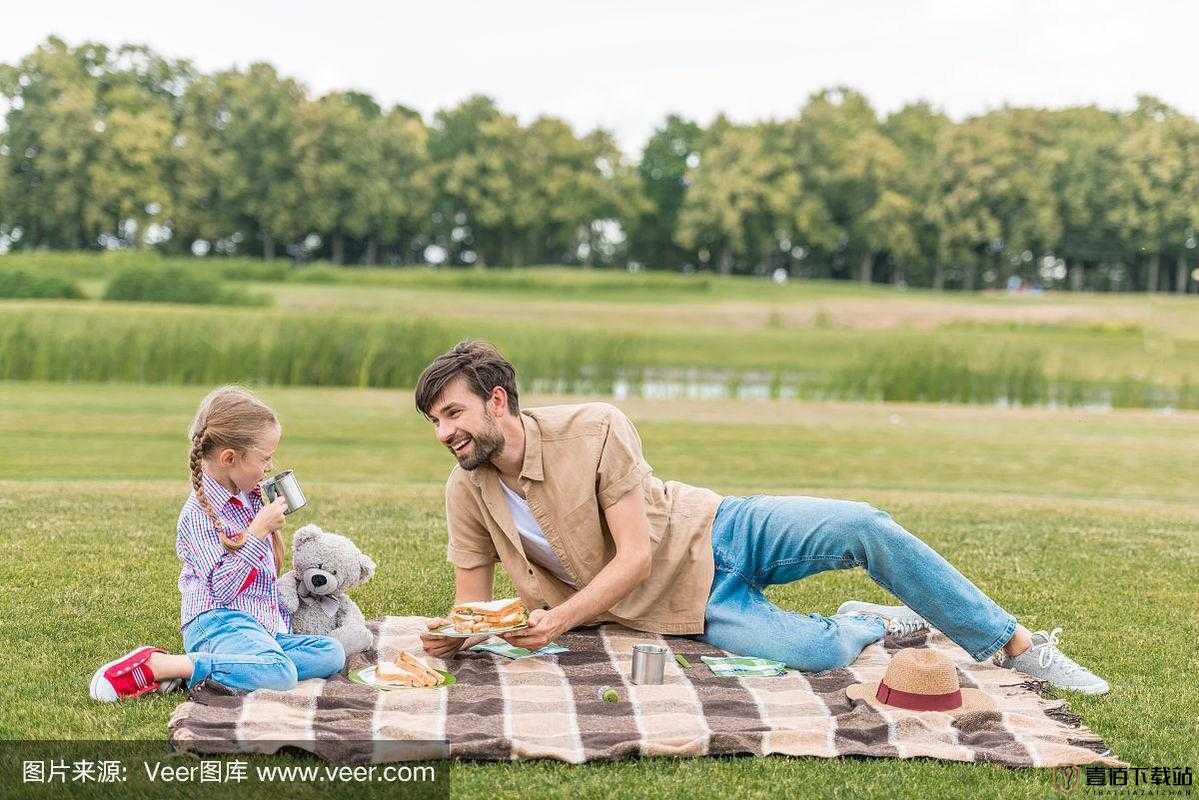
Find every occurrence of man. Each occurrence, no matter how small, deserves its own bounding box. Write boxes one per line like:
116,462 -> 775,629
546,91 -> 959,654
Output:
418,341 -> 1108,694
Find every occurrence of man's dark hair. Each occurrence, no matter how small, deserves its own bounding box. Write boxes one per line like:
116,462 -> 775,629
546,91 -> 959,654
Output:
415,340 -> 520,417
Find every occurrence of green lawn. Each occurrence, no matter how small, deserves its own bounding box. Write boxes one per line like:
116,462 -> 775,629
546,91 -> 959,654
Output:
0,381 -> 1195,798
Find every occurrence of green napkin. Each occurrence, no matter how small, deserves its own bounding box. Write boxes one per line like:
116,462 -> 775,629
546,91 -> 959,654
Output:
469,639 -> 568,659
700,655 -> 788,677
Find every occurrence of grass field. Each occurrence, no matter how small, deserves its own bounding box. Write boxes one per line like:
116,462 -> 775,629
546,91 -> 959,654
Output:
1,381 -> 1195,799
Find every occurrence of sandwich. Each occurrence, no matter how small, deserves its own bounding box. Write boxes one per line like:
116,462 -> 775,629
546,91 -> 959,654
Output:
376,652 -> 442,687
449,598 -> 529,633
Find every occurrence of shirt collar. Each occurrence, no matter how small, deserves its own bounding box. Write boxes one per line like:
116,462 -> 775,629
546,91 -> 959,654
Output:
200,470 -> 241,510
518,411 -> 543,482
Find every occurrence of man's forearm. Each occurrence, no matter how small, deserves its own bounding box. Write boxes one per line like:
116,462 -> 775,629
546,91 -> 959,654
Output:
552,554 -> 649,629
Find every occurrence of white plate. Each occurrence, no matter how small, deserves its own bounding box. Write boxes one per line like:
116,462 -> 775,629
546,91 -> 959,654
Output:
432,622 -> 529,638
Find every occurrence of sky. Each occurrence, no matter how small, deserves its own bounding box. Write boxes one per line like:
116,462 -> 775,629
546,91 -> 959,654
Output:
3,1 -> 1195,154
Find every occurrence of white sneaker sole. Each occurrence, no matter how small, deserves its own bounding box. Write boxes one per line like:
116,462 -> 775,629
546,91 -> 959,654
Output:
1055,682 -> 1110,696
994,655 -> 1111,696
837,600 -> 897,617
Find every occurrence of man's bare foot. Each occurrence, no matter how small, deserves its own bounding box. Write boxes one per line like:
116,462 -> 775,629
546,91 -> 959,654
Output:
1004,625 -> 1033,657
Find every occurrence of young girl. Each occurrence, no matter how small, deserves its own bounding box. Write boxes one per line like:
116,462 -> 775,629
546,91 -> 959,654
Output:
89,385 -> 345,701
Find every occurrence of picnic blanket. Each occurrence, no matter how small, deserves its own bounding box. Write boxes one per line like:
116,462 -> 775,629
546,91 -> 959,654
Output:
169,616 -> 1124,768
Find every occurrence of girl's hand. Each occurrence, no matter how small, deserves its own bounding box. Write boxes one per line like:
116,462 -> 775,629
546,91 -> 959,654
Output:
248,497 -> 288,539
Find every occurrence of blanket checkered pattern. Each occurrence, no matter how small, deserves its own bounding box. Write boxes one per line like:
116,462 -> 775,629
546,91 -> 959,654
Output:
169,616 -> 1123,767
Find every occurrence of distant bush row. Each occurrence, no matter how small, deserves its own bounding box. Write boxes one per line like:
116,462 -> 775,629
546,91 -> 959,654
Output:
1,252 -> 719,304
102,266 -> 270,306
0,263 -> 271,306
0,267 -> 84,299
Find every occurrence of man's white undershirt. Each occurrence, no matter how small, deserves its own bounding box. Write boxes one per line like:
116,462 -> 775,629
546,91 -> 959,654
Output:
498,480 -> 577,587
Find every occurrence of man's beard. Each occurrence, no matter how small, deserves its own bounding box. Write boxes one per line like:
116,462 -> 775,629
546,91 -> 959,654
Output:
454,418 -> 505,471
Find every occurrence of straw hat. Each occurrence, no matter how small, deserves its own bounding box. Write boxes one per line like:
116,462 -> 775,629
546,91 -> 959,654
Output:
845,648 -> 995,714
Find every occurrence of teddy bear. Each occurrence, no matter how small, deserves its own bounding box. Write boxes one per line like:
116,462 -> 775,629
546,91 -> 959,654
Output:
277,524 -> 377,657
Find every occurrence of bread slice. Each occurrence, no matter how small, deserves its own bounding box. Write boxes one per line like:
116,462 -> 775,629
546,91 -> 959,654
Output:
399,652 -> 441,687
487,610 -> 527,627
375,660 -> 421,686
375,654 -> 441,687
452,598 -> 525,620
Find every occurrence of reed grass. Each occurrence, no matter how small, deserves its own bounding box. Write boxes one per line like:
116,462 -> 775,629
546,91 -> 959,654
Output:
0,305 -> 641,390
1,303 -> 1194,409
832,343 -> 1050,405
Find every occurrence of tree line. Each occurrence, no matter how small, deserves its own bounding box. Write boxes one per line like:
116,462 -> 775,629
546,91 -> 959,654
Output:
2,36 -> 1198,292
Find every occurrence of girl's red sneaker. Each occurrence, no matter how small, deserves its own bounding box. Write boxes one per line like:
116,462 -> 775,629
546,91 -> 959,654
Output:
89,647 -> 179,702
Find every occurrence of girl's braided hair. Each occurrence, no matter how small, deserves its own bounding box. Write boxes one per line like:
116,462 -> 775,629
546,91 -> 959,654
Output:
188,385 -> 284,572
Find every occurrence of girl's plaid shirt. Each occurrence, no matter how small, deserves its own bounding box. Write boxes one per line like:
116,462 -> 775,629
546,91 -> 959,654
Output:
176,471 -> 289,635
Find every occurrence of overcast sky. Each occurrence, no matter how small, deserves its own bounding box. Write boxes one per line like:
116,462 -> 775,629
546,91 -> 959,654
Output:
4,1 -> 1194,153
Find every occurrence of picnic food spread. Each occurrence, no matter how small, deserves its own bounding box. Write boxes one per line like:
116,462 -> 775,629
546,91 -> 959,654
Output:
449,598 -> 529,633
376,652 -> 444,687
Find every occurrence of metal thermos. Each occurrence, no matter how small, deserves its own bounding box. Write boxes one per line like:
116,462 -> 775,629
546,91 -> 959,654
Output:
630,644 -> 667,685
261,470 -> 306,514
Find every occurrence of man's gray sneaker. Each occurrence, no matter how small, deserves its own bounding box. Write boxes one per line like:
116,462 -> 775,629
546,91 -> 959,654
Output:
836,600 -> 931,637
993,628 -> 1110,696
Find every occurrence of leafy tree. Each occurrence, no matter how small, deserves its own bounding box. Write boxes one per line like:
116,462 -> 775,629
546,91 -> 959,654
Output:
428,95 -> 525,266
883,102 -> 951,287
790,87 -> 911,283
0,37 -> 104,249
86,47 -> 184,248
930,109 -> 1061,290
522,119 -> 643,266
1043,107 -> 1126,290
295,93 -> 375,264
678,122 -> 833,275
1109,97 -> 1199,292
363,107 -> 433,264
3,35 -> 1199,296
628,114 -> 703,269
174,63 -> 306,258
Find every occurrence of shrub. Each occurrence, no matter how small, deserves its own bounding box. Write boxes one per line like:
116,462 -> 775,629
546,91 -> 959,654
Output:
102,266 -> 269,306
0,267 -> 85,299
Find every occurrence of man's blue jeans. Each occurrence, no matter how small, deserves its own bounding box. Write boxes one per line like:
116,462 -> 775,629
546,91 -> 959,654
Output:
699,495 -> 1017,671
183,608 -> 346,692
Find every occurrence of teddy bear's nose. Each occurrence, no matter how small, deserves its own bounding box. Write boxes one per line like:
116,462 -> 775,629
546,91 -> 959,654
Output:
311,573 -> 327,587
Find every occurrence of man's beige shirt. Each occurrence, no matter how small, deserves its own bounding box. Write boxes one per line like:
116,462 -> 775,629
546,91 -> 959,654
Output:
444,402 -> 722,635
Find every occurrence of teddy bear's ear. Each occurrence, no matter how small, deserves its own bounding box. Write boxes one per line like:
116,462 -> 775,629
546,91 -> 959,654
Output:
293,524 -> 323,549
359,552 -> 377,583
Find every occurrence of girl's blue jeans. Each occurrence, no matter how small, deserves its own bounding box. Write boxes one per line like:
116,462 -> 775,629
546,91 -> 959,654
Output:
699,495 -> 1017,671
182,608 -> 346,692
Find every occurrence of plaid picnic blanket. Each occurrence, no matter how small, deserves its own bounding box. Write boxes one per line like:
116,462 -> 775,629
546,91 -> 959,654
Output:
169,616 -> 1124,767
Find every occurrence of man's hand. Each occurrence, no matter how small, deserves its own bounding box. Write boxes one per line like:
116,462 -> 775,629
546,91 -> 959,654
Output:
500,608 -> 567,651
420,618 -> 468,658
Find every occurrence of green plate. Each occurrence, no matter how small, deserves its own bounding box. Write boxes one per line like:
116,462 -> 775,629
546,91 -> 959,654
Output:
349,665 -> 456,690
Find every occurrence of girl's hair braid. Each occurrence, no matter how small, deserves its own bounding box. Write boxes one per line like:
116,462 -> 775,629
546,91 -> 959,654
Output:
187,385 -> 282,571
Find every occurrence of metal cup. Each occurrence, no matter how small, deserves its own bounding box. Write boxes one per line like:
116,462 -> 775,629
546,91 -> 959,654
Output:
630,644 -> 667,685
260,470 -> 306,514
